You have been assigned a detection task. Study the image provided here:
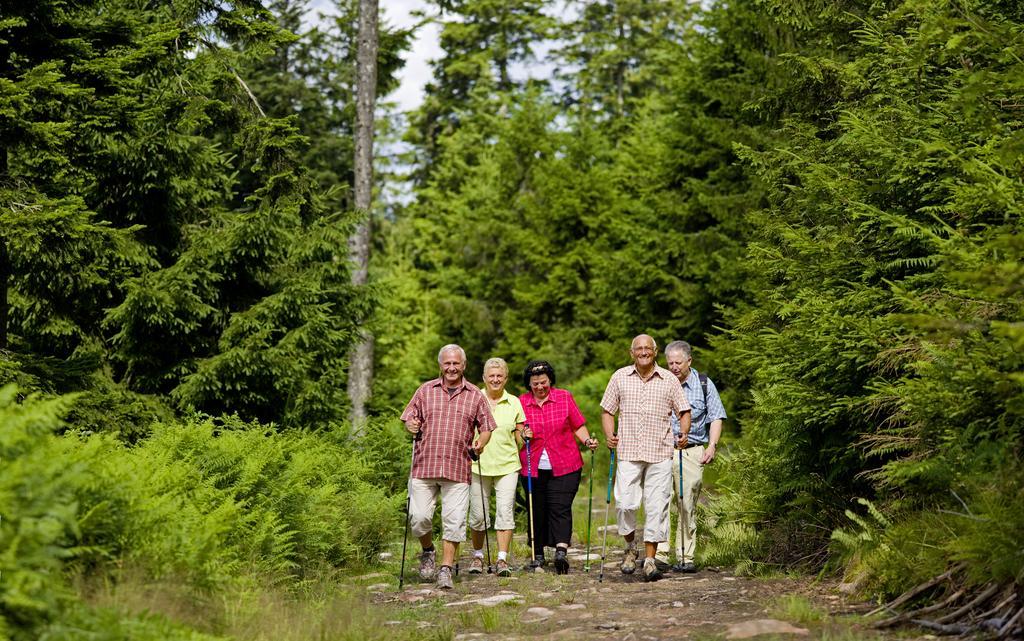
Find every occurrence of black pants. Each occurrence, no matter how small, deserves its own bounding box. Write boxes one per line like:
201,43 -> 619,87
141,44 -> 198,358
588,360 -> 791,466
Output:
521,469 -> 581,556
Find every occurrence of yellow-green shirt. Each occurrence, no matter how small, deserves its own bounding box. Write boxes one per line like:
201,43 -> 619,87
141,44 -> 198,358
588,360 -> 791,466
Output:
476,387 -> 525,476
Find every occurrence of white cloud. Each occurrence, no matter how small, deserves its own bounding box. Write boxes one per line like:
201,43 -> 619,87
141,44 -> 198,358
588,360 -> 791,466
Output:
307,0 -> 441,114
381,1 -> 442,114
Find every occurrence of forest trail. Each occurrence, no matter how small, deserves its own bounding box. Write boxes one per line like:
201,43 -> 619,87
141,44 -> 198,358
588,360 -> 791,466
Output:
364,540 -> 897,641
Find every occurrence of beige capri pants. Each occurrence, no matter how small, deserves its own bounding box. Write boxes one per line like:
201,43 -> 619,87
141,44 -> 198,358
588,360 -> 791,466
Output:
469,471 -> 519,531
408,477 -> 470,542
614,458 -> 674,543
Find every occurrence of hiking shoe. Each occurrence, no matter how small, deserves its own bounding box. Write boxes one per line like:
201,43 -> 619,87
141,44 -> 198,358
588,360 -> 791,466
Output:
620,545 -> 638,574
468,556 -> 484,574
528,553 -> 545,569
654,557 -> 671,572
436,565 -> 454,590
418,549 -> 436,580
673,561 -> 697,573
643,557 -> 662,582
496,558 -> 511,577
554,547 -> 569,575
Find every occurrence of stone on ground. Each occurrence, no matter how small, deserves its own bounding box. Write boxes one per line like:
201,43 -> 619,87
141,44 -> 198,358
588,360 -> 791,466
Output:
521,607 -> 554,622
725,619 -> 809,639
446,593 -> 523,607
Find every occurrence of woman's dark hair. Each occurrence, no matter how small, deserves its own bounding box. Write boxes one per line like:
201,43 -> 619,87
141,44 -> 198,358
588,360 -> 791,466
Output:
522,360 -> 556,389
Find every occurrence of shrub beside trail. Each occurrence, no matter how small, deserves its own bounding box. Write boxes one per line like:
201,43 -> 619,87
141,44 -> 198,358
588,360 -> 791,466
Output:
0,385 -> 401,640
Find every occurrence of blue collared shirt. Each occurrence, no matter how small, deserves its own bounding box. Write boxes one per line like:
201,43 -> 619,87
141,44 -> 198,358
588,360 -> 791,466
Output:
671,368 -> 727,445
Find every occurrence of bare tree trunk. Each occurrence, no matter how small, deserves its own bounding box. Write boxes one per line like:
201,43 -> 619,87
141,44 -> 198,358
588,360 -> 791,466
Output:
347,0 -> 378,429
615,17 -> 625,117
1,147 -> 8,351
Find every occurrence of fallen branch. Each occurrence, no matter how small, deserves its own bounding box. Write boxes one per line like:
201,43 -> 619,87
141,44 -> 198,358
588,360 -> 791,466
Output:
910,619 -> 969,635
936,583 -> 999,624
979,590 -> 1016,620
999,607 -> 1022,638
867,568 -> 957,617
874,588 -> 965,628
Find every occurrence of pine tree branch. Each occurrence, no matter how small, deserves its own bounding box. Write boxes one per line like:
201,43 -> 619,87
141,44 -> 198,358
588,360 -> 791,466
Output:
196,36 -> 266,117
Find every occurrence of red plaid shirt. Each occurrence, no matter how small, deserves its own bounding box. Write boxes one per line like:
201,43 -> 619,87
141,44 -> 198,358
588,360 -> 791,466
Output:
401,377 -> 497,483
519,388 -> 587,477
600,365 -> 690,463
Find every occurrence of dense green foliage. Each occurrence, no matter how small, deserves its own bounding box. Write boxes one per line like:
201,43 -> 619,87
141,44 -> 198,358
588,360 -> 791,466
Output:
0,0 -> 411,638
0,385 -> 404,639
379,0 -> 1023,600
2,0 -> 1022,638
0,0 -> 411,432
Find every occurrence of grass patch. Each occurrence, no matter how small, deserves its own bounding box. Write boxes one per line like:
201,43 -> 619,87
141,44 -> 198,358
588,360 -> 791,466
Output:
77,566 -> 461,641
769,594 -> 828,624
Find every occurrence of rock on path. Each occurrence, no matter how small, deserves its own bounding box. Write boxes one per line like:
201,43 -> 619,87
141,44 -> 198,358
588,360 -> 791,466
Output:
521,607 -> 554,623
725,619 -> 810,639
446,593 -> 523,607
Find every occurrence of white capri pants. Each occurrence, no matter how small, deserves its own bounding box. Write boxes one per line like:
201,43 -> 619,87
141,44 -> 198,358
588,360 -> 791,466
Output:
408,477 -> 470,542
469,471 -> 519,531
615,457 -> 673,543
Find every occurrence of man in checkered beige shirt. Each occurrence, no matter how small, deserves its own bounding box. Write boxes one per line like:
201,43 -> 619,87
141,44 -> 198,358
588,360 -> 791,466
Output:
401,344 -> 496,589
601,334 -> 691,581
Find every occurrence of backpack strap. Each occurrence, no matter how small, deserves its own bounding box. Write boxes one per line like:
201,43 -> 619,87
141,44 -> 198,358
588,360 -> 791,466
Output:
698,372 -> 708,408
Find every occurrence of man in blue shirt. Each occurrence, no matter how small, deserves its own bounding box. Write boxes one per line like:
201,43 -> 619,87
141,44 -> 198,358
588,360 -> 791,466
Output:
655,340 -> 728,572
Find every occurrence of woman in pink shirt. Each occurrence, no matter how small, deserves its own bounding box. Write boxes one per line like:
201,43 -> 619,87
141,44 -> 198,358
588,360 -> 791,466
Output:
519,360 -> 598,574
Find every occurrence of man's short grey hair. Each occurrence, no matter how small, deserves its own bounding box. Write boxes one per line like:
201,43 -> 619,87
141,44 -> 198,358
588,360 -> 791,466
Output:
437,344 -> 467,364
665,340 -> 693,359
483,357 -> 508,377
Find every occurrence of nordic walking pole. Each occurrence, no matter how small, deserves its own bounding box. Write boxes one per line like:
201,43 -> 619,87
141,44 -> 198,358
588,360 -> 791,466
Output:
598,448 -> 616,583
474,453 -> 494,574
398,430 -> 422,589
584,445 -> 595,572
678,447 -> 684,501
524,426 -> 537,568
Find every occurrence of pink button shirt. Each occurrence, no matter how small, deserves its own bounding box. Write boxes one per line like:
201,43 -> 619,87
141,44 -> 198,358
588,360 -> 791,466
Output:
519,388 -> 586,478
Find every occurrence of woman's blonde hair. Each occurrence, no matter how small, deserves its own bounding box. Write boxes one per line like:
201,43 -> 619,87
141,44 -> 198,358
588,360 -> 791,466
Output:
482,357 -> 508,377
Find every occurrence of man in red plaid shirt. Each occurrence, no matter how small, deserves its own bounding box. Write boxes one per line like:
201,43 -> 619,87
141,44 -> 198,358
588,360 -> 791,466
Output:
401,344 -> 496,589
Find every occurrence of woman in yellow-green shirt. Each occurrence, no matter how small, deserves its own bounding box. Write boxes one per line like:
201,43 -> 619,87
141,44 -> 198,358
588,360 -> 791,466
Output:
469,357 -> 526,577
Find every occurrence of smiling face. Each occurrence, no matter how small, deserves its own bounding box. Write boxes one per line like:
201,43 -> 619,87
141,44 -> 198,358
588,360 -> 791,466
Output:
484,365 -> 507,395
439,348 -> 466,387
529,374 -> 551,401
630,334 -> 657,369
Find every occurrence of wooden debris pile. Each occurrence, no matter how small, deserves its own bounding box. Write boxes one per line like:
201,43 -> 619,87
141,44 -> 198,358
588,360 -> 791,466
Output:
869,566 -> 1021,637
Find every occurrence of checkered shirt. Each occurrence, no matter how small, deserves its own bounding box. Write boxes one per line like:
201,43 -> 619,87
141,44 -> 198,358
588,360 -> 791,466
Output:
600,365 -> 690,463
671,368 -> 728,445
401,378 -> 497,483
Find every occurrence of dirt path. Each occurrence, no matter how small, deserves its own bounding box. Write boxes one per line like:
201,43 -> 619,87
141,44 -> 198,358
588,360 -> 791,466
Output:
365,543 -> 889,641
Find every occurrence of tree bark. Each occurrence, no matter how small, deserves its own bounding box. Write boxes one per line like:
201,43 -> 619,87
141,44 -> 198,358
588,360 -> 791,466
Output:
1,147 -> 8,351
347,0 -> 378,428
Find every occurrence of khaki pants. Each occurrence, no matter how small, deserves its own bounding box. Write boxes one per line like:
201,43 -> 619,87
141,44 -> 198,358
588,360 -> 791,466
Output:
469,471 -> 519,531
615,458 -> 673,543
656,445 -> 704,563
408,477 -> 470,542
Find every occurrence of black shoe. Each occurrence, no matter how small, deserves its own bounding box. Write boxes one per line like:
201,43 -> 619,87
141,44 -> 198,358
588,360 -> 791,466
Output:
529,554 -> 545,569
673,561 -> 697,573
554,548 -> 569,575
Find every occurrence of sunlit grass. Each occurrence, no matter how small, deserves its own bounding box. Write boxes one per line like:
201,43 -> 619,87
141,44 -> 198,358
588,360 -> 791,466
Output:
78,565 -> 461,641
770,594 -> 828,624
